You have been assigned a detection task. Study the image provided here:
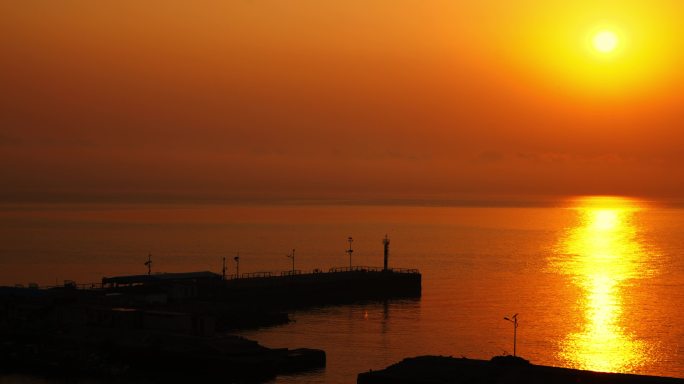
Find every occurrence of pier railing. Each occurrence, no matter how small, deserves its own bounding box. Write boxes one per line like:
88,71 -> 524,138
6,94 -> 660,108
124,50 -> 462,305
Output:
389,268 -> 420,274
280,270 -> 303,276
328,266 -> 419,274
329,266 -> 382,273
241,272 -> 272,278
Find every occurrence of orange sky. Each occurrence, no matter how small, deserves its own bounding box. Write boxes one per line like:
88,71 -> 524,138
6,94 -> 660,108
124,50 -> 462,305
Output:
2,1 -> 684,204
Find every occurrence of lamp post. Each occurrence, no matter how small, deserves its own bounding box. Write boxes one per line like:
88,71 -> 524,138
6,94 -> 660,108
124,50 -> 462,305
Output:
234,253 -> 240,278
503,313 -> 519,356
144,253 -> 152,275
286,249 -> 295,275
347,236 -> 354,269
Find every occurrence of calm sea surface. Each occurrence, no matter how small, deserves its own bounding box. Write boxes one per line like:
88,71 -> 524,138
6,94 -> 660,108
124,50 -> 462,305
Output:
2,197 -> 684,383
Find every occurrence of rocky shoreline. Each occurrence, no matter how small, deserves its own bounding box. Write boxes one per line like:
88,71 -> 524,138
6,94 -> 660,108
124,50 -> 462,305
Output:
358,355 -> 684,384
0,283 -> 325,383
0,265 -> 420,382
1,327 -> 325,382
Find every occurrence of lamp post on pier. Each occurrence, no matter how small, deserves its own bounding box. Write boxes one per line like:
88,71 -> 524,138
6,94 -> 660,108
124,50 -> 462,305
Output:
503,313 -> 519,356
286,249 -> 295,275
347,236 -> 353,269
144,253 -> 152,275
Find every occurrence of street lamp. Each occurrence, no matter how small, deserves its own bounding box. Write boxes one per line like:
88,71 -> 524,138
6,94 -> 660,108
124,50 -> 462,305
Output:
347,236 -> 353,269
286,249 -> 295,275
144,253 -> 152,275
503,313 -> 519,356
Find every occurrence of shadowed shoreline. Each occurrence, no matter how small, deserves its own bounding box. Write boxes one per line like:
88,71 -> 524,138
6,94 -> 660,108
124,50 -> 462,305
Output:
358,355 -> 684,384
0,267 -> 420,382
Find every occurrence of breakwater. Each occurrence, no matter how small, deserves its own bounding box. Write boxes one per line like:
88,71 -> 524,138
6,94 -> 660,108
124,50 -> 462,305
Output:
100,267 -> 421,328
203,267 -> 421,307
0,266 -> 420,380
101,267 -> 421,307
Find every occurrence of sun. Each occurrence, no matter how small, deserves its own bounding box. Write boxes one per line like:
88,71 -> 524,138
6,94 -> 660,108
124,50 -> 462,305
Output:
593,30 -> 619,53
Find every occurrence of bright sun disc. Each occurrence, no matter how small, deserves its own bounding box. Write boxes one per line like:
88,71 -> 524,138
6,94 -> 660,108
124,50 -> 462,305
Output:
593,30 -> 619,53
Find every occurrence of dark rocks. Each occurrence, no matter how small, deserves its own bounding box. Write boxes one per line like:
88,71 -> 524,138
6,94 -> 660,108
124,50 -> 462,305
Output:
0,330 -> 326,382
358,355 -> 684,384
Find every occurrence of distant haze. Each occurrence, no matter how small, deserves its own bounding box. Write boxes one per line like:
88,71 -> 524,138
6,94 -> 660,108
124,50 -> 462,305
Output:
2,1 -> 684,204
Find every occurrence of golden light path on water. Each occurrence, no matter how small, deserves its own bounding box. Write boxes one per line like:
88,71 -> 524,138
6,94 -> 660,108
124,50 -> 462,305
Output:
551,196 -> 656,373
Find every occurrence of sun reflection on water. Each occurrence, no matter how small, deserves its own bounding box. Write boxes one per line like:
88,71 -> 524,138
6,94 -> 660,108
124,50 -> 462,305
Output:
551,196 -> 655,373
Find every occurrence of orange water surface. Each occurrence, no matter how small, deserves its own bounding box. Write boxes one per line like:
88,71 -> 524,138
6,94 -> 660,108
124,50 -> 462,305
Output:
1,197 -> 683,383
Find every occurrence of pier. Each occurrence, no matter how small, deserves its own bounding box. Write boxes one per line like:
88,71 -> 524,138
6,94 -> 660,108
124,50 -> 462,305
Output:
95,266 -> 421,329
0,238 -> 420,381
101,266 -> 421,307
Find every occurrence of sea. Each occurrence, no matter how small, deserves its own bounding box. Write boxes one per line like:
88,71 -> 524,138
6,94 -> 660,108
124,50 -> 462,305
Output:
2,196 -> 684,383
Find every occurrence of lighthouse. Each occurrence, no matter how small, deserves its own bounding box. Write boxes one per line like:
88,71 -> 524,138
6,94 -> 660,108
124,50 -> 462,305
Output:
383,235 -> 390,271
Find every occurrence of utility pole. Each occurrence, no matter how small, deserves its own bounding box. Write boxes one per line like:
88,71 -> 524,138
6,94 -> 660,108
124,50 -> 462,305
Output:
503,313 -> 519,356
144,253 -> 152,275
222,256 -> 227,280
347,236 -> 354,269
286,249 -> 295,275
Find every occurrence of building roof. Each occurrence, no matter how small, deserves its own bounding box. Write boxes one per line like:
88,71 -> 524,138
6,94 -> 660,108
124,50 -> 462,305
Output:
102,271 -> 221,285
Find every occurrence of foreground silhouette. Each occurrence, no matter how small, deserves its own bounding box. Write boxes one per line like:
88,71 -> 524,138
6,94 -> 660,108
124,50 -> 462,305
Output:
358,355 -> 684,384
